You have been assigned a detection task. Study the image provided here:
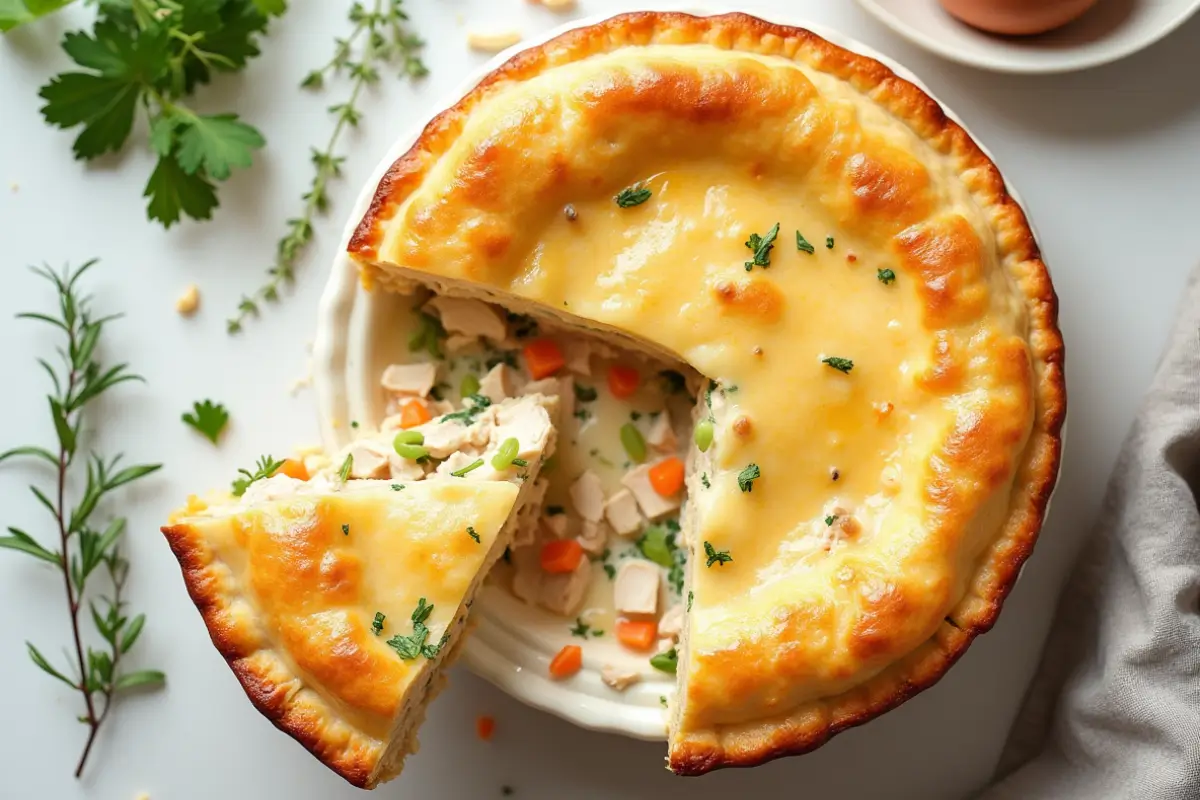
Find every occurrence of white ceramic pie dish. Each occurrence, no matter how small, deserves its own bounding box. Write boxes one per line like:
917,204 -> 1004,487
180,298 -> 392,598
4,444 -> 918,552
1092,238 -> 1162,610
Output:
312,6 -> 1052,741
856,0 -> 1200,74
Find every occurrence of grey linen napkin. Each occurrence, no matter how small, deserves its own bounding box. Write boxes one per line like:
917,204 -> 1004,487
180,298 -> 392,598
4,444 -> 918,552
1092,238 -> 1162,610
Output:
981,266 -> 1200,799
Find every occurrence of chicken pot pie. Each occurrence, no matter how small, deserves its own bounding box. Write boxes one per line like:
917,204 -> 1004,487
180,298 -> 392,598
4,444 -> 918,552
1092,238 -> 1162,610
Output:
162,394 -> 556,787
348,11 -> 1065,775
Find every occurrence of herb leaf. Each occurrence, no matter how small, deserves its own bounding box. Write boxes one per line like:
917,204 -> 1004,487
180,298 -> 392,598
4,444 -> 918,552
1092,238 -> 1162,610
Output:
796,230 -> 815,255
615,183 -> 652,208
737,463 -> 760,493
573,383 -> 598,403
744,222 -> 780,271
181,400 -> 229,444
822,356 -> 854,374
877,268 -> 896,285
467,526 -> 480,543
704,541 -> 733,568
372,612 -> 385,636
231,455 -> 285,497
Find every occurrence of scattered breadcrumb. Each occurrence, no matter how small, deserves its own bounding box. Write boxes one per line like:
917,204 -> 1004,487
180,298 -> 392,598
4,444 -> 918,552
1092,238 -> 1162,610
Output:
467,29 -> 522,52
289,358 -> 313,395
530,0 -> 577,8
134,793 -> 150,800
175,284 -> 200,316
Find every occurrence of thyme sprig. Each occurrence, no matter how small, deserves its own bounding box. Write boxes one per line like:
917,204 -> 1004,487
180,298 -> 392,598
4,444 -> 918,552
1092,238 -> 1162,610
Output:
0,261 -> 164,778
228,0 -> 427,333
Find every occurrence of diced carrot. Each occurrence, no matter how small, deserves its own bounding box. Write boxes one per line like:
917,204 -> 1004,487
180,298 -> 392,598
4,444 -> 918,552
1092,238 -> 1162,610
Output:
616,619 -> 658,651
475,715 -> 495,741
540,539 -> 583,574
607,365 -> 640,399
523,338 -> 566,379
648,456 -> 685,497
549,644 -> 582,679
399,399 -> 432,429
276,458 -> 309,481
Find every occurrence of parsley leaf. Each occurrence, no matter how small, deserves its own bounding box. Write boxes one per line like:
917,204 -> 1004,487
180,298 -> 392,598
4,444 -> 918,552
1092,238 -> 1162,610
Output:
342,523 -> 350,536
175,113 -> 265,180
181,399 -> 229,444
440,393 -> 491,425
371,612 -> 385,636
822,356 -> 854,374
825,515 -> 837,526
877,268 -> 896,285
701,472 -> 710,489
573,383 -> 598,403
467,526 -> 480,543
796,230 -> 815,255
826,236 -> 835,249
704,541 -> 733,568
231,455 -> 284,497
386,598 -> 442,661
1,0 -> 74,33
744,222 -> 781,271
615,183 -> 652,208
569,617 -> 591,638
143,154 -> 219,228
737,463 -> 760,493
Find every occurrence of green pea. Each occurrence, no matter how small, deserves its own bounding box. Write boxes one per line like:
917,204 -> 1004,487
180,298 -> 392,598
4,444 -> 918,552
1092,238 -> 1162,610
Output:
693,419 -> 714,452
491,437 -> 520,470
620,422 -> 646,463
460,374 -> 481,398
393,430 -> 428,461
637,525 -> 674,568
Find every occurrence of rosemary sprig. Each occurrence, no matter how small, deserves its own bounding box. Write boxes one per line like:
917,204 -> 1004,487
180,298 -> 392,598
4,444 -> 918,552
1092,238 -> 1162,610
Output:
228,0 -> 427,333
0,261 -> 164,778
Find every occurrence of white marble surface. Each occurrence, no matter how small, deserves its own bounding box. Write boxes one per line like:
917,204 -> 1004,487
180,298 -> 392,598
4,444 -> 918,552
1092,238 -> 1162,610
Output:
1,2 -> 1197,799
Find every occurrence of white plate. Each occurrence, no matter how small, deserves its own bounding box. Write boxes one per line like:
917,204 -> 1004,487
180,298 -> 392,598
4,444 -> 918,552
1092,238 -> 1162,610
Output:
313,7 -> 1047,740
856,0 -> 1200,74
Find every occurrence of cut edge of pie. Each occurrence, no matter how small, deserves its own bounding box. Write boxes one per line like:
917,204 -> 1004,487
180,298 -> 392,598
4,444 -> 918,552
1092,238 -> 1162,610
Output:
344,10 -> 1066,776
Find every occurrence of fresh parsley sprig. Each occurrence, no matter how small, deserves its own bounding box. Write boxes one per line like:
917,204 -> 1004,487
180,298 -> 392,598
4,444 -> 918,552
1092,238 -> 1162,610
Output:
227,0 -> 427,334
744,222 -> 780,271
231,455 -> 285,497
34,0 -> 284,228
0,261 -> 164,778
182,399 -> 229,444
386,597 -> 448,660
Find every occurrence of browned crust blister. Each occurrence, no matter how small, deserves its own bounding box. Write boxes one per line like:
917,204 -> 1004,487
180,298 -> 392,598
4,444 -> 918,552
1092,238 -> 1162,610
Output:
162,523 -> 383,788
349,10 -> 1063,777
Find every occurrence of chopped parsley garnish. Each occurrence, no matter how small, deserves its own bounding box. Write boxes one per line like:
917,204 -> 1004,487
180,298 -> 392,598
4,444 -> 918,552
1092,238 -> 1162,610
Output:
650,648 -> 679,674
573,383 -> 598,403
385,598 -> 446,661
877,268 -> 896,285
573,408 -> 591,422
506,312 -> 539,339
350,420 -> 359,429
822,356 -> 854,374
825,515 -> 837,526
467,526 -> 480,543
372,612 -> 385,636
182,399 -> 230,444
795,230 -> 815,255
408,311 -> 445,359
701,472 -> 710,489
687,590 -> 693,611
337,453 -> 353,482
744,222 -> 780,271
440,393 -> 492,424
231,455 -> 285,497
546,505 -> 565,516
737,463 -> 760,493
615,183 -> 652,208
659,696 -> 668,707
391,483 -> 405,491
704,541 -> 733,567
826,236 -> 835,249
603,563 -> 616,580
511,458 -> 528,467
659,369 -> 687,395
342,523 -> 350,536
569,617 -> 591,638
451,458 -> 484,477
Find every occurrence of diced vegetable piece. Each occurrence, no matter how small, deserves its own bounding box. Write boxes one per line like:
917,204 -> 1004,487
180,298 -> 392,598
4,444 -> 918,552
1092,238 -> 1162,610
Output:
491,436 -> 520,470
399,399 -> 432,429
276,458 -> 308,481
650,647 -> 678,674
607,365 -> 640,398
540,539 -> 584,574
476,715 -> 495,741
693,418 -> 714,452
393,430 -> 429,461
523,338 -> 566,379
460,373 -> 481,398
549,644 -> 583,679
648,456 -> 685,496
620,422 -> 647,463
637,524 -> 674,568
450,458 -> 485,477
616,619 -> 658,651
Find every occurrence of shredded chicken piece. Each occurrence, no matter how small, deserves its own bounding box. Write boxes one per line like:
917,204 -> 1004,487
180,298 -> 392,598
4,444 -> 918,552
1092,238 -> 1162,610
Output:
614,560 -> 660,616
343,440 -> 391,480
646,410 -> 677,453
601,665 -> 640,691
577,519 -> 609,555
570,470 -> 605,522
603,489 -> 644,537
381,363 -> 438,397
658,603 -> 684,640
425,296 -> 508,341
621,464 -> 681,519
479,363 -> 519,402
538,559 -> 590,616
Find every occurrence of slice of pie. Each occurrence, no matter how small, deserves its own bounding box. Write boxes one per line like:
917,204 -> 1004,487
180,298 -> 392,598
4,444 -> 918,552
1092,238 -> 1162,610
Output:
162,394 -> 555,787
348,11 -> 1065,774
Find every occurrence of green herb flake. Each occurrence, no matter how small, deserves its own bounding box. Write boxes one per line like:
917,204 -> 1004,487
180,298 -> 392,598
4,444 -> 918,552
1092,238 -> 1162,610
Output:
573,383 -> 598,403
825,515 -> 837,527
687,590 -> 693,612
701,473 -> 710,489
569,618 -> 591,638
372,612 -> 385,636
615,183 -> 652,208
796,230 -> 815,255
182,400 -> 230,444
232,455 -> 286,497
744,222 -> 781,271
337,453 -> 353,482
391,483 -> 404,491
826,236 -> 835,249
737,463 -> 760,493
385,598 -> 444,661
467,526 -> 480,543
450,458 -> 485,478
704,541 -> 733,568
822,356 -> 854,374
342,523 -> 350,536
441,393 -> 492,425
603,563 -> 616,580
